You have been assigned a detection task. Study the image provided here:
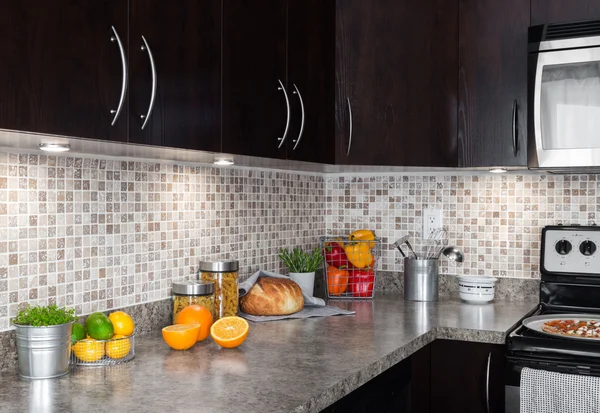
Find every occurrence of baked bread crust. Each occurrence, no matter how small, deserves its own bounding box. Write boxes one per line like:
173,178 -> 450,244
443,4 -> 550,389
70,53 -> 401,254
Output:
240,277 -> 304,316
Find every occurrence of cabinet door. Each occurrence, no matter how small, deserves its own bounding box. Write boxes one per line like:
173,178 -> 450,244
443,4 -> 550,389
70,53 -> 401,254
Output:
286,0 -> 335,164
128,0 -> 221,152
431,340 -> 505,413
222,0 -> 287,160
335,0 -> 458,167
531,0 -> 600,25
458,0 -> 529,168
0,0 -> 128,142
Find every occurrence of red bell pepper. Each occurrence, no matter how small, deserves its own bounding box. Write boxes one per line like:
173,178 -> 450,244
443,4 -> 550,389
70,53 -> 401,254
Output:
349,269 -> 375,298
323,242 -> 350,268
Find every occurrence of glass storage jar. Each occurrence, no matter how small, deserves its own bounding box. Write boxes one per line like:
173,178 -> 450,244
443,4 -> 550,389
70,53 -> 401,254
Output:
198,260 -> 239,319
172,280 -> 215,323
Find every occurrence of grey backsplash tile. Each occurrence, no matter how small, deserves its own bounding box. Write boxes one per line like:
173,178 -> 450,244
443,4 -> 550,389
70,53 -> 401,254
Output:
0,148 -> 594,333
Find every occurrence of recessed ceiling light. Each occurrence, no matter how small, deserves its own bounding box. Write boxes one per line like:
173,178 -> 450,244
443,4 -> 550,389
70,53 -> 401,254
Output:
213,157 -> 234,166
489,168 -> 507,174
39,143 -> 70,152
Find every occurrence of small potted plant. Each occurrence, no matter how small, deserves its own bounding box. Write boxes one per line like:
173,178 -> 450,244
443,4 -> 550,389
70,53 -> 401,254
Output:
279,247 -> 323,297
12,304 -> 77,379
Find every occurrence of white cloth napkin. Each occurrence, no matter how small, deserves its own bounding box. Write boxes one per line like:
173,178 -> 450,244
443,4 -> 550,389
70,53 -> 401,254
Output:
520,367 -> 600,413
238,270 -> 355,322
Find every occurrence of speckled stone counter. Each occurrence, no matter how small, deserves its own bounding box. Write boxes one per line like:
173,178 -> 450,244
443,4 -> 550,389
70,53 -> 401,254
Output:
0,294 -> 537,413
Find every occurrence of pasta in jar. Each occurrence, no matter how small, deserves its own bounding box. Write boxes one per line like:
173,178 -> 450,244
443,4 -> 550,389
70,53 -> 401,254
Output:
198,261 -> 239,319
171,281 -> 215,323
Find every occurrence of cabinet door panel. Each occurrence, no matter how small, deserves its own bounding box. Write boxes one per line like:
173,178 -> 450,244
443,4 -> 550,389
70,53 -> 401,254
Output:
0,0 -> 128,142
431,340 -> 505,413
335,0 -> 458,167
222,0 -> 287,160
458,0 -> 529,167
129,0 -> 221,152
531,0 -> 600,25
287,0 -> 335,164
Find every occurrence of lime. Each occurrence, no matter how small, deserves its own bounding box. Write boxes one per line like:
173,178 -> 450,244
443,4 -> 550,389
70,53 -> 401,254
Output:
86,312 -> 114,340
71,323 -> 86,342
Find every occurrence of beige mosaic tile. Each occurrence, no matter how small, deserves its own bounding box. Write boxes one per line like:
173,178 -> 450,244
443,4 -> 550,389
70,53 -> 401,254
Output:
0,152 -> 325,331
326,174 -> 599,279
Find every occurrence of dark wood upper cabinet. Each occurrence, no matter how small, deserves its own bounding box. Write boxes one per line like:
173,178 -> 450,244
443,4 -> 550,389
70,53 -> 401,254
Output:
430,340 -> 505,413
335,0 -> 458,167
531,0 -> 600,25
128,0 -> 221,152
286,0 -> 336,164
0,0 -> 128,142
222,0 -> 288,160
458,0 -> 529,168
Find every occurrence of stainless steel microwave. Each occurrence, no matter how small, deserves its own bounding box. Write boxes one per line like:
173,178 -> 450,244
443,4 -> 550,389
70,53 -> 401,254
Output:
529,20 -> 600,172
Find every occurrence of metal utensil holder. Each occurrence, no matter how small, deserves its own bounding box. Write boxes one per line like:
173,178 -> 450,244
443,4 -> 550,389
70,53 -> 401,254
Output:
404,258 -> 439,302
320,236 -> 381,300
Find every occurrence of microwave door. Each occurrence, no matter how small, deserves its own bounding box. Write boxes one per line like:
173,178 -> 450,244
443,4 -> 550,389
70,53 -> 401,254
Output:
533,47 -> 600,168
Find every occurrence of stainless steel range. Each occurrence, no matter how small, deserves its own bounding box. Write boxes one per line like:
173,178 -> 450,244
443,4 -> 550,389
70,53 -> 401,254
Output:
505,225 -> 600,410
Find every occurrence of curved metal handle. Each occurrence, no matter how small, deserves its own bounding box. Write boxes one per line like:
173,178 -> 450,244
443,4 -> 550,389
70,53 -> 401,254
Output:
109,26 -> 127,126
512,99 -> 518,157
346,98 -> 353,156
277,80 -> 291,148
292,84 -> 305,150
140,36 -> 157,130
486,352 -> 491,413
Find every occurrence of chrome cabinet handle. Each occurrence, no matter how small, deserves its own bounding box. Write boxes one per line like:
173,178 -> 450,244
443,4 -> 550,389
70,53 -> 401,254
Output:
346,98 -> 353,156
277,79 -> 290,148
109,26 -> 127,126
512,99 -> 518,157
140,36 -> 157,130
292,84 -> 305,150
486,352 -> 491,413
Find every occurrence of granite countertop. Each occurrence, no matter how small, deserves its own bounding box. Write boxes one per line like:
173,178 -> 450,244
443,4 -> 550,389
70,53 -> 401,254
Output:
0,293 -> 537,413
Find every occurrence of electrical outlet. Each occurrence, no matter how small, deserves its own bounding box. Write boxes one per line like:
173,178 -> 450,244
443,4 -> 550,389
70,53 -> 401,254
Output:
423,209 -> 443,238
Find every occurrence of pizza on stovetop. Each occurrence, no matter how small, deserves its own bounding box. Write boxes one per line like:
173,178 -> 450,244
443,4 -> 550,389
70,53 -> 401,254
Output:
542,319 -> 600,338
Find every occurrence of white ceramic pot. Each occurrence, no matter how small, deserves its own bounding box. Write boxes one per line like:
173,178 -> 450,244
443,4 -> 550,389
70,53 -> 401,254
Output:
458,276 -> 497,304
289,272 -> 315,297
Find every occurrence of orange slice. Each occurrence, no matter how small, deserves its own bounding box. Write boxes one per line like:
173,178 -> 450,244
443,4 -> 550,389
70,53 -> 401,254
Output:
162,324 -> 201,350
210,316 -> 249,349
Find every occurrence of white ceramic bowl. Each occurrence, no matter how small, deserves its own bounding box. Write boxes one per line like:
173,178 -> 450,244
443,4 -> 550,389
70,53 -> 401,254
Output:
458,276 -> 498,304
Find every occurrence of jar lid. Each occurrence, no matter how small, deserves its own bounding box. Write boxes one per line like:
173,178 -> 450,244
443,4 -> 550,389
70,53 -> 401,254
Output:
198,260 -> 239,272
172,280 -> 214,296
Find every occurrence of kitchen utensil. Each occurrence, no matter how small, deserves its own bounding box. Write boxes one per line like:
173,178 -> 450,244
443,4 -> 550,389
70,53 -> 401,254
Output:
522,314 -> 600,342
403,258 -> 438,302
425,228 -> 448,259
458,276 -> 497,304
397,235 -> 418,259
442,246 -> 464,262
392,239 -> 407,258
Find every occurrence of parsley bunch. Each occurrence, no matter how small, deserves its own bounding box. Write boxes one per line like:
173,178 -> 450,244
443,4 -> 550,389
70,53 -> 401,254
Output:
12,305 -> 77,327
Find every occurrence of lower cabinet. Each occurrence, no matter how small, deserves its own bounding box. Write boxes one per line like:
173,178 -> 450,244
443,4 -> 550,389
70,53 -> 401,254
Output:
321,340 -> 505,413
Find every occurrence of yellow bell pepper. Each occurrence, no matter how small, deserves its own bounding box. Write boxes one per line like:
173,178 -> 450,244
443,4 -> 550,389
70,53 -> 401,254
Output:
344,242 -> 373,268
349,229 -> 376,249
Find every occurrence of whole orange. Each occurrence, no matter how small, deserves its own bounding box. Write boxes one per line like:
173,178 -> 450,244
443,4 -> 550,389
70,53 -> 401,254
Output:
176,305 -> 213,342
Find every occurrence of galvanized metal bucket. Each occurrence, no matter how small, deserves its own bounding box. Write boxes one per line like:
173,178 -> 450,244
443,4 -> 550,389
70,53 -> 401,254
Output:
403,258 -> 439,302
14,321 -> 74,379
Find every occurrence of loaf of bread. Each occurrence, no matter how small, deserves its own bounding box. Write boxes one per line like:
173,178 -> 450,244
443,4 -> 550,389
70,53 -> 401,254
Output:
240,277 -> 304,316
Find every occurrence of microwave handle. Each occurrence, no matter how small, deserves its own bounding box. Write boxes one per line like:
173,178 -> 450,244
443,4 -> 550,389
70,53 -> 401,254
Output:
512,99 -> 518,157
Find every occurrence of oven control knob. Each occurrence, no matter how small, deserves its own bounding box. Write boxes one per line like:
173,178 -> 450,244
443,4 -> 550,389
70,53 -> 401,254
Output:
555,240 -> 572,255
579,240 -> 597,256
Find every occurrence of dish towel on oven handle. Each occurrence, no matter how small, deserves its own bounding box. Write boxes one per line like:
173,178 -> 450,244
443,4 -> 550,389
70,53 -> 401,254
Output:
520,367 -> 600,413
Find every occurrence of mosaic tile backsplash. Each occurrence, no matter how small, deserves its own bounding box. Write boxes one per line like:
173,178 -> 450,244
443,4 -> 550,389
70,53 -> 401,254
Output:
0,152 -> 324,331
326,174 -> 599,279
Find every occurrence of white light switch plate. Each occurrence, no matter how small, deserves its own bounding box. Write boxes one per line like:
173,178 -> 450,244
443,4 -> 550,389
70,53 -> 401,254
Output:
423,209 -> 443,238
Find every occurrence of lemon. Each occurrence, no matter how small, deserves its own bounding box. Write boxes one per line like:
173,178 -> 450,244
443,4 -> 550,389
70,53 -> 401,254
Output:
105,334 -> 131,359
72,339 -> 105,362
108,311 -> 134,336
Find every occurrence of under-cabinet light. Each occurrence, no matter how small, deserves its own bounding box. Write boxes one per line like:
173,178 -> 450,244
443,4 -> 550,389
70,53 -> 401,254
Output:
489,168 -> 507,174
39,143 -> 71,152
213,157 -> 234,166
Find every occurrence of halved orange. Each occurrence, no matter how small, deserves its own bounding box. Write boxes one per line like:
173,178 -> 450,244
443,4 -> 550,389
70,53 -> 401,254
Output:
162,324 -> 201,350
210,316 -> 249,349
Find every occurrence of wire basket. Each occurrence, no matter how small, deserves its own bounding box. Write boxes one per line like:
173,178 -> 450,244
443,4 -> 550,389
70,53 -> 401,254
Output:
70,333 -> 135,367
320,236 -> 381,300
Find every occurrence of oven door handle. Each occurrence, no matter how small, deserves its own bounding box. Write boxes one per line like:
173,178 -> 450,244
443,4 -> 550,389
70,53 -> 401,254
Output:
486,352 -> 492,413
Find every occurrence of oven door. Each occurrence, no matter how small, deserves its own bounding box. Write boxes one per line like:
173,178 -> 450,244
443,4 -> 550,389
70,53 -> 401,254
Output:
530,46 -> 600,169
